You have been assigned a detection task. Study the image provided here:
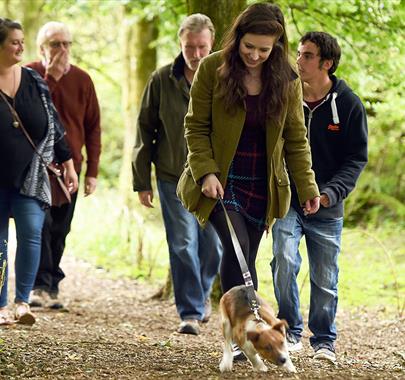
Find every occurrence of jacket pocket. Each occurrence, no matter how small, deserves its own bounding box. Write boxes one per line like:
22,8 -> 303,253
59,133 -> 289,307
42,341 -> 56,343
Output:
275,163 -> 290,186
176,166 -> 202,212
273,138 -> 290,186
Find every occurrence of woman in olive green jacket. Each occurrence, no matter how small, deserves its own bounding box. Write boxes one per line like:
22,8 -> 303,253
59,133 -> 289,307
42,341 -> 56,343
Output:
177,3 -> 319,293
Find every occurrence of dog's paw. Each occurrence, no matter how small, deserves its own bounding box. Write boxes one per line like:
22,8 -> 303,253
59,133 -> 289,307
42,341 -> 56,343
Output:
219,358 -> 233,373
253,363 -> 268,372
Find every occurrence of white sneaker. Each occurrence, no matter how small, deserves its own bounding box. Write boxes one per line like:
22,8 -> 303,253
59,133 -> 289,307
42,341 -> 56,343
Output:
313,347 -> 336,363
286,333 -> 303,352
178,319 -> 200,335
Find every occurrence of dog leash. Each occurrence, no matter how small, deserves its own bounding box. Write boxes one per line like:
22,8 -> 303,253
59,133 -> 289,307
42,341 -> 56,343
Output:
218,197 -> 262,321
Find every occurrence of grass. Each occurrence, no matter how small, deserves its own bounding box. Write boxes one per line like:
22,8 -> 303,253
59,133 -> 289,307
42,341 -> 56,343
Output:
67,188 -> 170,281
68,188 -> 405,317
256,226 -> 404,316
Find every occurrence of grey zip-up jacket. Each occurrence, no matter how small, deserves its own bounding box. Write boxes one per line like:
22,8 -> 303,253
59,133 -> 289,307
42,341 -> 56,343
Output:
132,54 -> 190,191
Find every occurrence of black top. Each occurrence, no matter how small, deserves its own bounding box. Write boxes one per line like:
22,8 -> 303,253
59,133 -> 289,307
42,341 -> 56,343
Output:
0,68 -> 70,189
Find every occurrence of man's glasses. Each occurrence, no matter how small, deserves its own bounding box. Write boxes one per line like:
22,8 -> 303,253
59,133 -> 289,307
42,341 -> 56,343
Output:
48,40 -> 72,49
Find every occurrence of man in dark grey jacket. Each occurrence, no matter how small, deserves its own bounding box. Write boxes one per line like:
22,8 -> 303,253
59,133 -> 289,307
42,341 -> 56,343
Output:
271,32 -> 368,362
132,14 -> 221,335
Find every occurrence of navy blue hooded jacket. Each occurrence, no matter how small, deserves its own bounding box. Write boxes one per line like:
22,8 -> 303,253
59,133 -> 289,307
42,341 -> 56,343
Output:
291,75 -> 368,219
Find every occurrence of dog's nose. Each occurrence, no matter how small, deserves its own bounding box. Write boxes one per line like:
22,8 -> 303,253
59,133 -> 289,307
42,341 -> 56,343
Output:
278,356 -> 287,365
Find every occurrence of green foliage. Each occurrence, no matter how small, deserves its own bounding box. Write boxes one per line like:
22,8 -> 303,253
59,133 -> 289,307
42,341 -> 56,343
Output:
33,0 -> 187,187
276,0 -> 405,225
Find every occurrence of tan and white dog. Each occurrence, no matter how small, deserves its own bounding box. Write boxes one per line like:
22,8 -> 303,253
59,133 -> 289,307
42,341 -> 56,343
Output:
219,285 -> 296,373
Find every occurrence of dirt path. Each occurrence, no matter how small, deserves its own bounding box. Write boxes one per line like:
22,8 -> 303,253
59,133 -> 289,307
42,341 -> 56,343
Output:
1,254 -> 404,379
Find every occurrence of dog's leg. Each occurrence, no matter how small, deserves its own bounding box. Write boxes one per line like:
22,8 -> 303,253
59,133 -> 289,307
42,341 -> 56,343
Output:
219,317 -> 234,372
241,342 -> 268,372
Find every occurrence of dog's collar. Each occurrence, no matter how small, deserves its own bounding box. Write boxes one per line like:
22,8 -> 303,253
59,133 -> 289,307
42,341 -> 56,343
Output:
252,308 -> 267,324
253,308 -> 263,322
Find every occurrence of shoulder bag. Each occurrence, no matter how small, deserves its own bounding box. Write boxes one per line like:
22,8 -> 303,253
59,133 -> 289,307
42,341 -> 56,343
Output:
0,91 -> 71,207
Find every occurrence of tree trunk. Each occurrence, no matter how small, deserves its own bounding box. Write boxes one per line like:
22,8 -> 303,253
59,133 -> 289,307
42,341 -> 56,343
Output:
151,270 -> 172,300
3,0 -> 45,60
118,6 -> 158,269
187,0 -> 246,49
118,7 -> 158,202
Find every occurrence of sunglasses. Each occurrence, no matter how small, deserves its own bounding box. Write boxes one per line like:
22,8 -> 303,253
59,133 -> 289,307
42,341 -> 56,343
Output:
48,40 -> 72,49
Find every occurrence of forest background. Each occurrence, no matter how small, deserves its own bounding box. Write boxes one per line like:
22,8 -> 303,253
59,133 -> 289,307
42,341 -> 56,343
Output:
2,0 -> 404,317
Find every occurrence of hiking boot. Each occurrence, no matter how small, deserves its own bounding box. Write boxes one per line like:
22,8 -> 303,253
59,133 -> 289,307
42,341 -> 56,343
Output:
313,346 -> 336,363
15,302 -> 36,326
49,292 -> 64,310
178,319 -> 200,335
232,343 -> 247,361
29,289 -> 49,308
286,332 -> 303,352
202,298 -> 212,323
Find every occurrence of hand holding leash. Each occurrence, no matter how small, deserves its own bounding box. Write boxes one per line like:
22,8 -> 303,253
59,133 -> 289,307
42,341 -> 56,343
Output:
201,173 -> 224,199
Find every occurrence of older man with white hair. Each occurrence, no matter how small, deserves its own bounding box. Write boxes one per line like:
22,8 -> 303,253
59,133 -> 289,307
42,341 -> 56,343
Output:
26,22 -> 101,309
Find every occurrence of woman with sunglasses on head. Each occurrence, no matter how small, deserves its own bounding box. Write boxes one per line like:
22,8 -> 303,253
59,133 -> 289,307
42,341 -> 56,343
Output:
178,3 -> 319,295
0,18 -> 78,325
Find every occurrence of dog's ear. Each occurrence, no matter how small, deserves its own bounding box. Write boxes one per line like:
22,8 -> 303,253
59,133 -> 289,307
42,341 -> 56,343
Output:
273,320 -> 288,336
246,330 -> 260,343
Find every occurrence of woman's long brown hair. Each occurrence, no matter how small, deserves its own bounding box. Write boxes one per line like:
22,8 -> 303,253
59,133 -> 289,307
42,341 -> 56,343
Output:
218,3 -> 293,122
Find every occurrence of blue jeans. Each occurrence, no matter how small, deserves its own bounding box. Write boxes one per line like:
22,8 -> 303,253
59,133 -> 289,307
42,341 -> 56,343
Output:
157,179 -> 222,321
271,207 -> 343,348
0,189 -> 45,307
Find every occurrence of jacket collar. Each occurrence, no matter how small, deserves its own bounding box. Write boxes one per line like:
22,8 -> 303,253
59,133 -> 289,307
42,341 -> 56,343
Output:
170,53 -> 190,99
171,53 -> 186,80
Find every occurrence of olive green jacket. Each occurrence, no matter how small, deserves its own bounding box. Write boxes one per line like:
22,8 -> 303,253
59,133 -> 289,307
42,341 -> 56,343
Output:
132,54 -> 190,191
177,51 -> 319,227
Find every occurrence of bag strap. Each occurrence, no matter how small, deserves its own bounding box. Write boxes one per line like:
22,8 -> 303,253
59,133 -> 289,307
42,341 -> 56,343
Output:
0,91 -> 54,172
218,197 -> 263,321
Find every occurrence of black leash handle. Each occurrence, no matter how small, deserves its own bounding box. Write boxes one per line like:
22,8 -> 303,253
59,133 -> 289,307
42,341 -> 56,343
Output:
218,198 -> 261,316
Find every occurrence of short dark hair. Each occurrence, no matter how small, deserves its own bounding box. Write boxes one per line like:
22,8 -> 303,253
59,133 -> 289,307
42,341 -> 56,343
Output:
0,18 -> 22,46
300,32 -> 341,74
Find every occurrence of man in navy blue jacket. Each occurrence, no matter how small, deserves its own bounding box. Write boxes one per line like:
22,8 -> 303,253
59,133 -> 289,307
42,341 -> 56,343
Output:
271,32 -> 368,363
